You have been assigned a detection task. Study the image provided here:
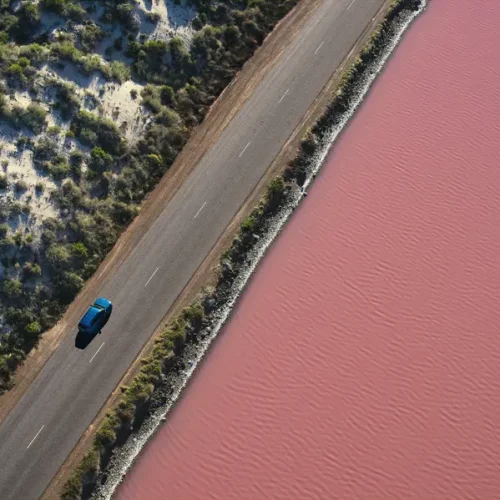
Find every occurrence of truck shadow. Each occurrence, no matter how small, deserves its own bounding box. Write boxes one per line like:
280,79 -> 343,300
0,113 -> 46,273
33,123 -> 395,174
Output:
74,331 -> 99,350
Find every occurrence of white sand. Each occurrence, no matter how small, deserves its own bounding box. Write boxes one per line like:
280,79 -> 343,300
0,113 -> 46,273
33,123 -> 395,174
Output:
0,135 -> 58,235
0,0 -> 198,240
136,0 -> 196,41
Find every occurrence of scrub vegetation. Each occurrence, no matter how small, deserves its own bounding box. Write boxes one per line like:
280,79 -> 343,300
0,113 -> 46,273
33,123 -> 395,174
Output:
0,0 -> 300,394
61,0 -> 424,497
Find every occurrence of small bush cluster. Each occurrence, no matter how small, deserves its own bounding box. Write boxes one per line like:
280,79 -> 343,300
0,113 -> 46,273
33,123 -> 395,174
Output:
71,110 -> 124,155
2,103 -> 48,134
40,0 -> 86,22
78,23 -> 105,53
53,80 -> 82,120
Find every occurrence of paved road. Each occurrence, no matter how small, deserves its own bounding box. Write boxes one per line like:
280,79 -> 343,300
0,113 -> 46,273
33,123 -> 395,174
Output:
0,0 -> 385,497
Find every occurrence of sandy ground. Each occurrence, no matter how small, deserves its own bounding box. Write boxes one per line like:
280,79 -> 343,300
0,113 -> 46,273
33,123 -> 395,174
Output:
0,139 -> 58,231
0,0 -> 399,496
0,72 -> 147,235
0,0 -> 192,240
136,0 -> 196,41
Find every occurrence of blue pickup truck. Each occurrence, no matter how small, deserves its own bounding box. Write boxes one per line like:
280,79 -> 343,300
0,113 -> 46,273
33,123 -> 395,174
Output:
78,297 -> 113,336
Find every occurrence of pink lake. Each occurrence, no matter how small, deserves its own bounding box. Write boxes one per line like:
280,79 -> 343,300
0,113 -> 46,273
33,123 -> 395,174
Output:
116,1 -> 500,499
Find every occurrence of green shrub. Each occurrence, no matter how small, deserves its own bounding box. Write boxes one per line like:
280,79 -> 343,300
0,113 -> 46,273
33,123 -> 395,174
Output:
115,399 -> 135,423
13,232 -> 23,246
88,147 -> 114,172
19,44 -> 47,66
41,0 -> 85,20
16,3 -> 41,38
109,61 -> 130,83
46,244 -> 70,268
55,271 -> 84,300
54,82 -> 81,120
183,304 -> 204,330
72,111 -> 124,155
7,60 -> 24,76
155,107 -> 181,127
160,85 -> 175,105
25,321 -> 42,337
69,149 -> 84,166
139,358 -> 162,385
0,356 -> 11,379
191,16 -> 204,31
264,176 -> 285,212
49,40 -> 81,63
115,3 -> 140,32
18,57 -> 30,68
60,474 -> 82,500
41,0 -> 68,15
34,138 -> 59,166
71,242 -> 88,259
66,2 -> 86,21
141,85 -> 162,113
78,447 -> 99,477
240,212 -> 259,232
16,135 -> 34,150
79,23 -> 104,53
47,125 -> 62,136
23,262 -> 42,278
14,179 -> 28,192
11,103 -> 47,134
79,128 -> 98,146
81,54 -> 104,76
164,325 -> 186,353
94,413 -> 119,449
0,174 -> 8,189
2,279 -> 22,299
47,157 -> 70,179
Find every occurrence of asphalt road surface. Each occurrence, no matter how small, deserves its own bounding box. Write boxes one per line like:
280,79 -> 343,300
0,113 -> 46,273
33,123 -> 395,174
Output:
0,0 -> 385,497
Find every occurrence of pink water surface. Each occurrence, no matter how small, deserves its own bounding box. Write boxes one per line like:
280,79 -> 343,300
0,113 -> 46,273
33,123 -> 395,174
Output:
117,2 -> 500,499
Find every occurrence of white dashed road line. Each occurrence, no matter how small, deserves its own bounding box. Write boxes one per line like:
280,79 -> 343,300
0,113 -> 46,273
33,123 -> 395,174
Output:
145,267 -> 159,287
314,41 -> 324,54
347,0 -> 356,11
89,342 -> 105,364
194,201 -> 207,219
27,426 -> 45,450
278,89 -> 290,103
239,141 -> 251,158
